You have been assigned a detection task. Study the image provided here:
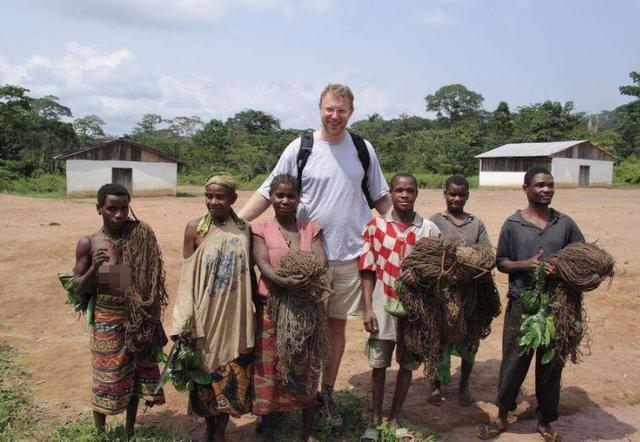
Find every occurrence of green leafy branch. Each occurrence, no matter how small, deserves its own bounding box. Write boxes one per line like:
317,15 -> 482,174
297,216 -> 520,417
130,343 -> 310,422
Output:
518,265 -> 558,364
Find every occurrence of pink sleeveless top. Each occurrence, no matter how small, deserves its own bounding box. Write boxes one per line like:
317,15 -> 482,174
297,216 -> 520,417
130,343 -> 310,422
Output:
252,219 -> 322,298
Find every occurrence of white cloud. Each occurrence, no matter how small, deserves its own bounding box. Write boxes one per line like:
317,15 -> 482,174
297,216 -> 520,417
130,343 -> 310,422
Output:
0,44 -> 345,133
29,0 -> 337,28
1,42 -> 415,135
415,9 -> 458,27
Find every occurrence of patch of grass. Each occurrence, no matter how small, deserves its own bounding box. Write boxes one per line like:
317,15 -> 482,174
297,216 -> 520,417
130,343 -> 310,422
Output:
45,417 -> 187,442
0,340 -> 37,441
266,391 -> 437,442
613,157 -> 640,186
0,173 -> 67,197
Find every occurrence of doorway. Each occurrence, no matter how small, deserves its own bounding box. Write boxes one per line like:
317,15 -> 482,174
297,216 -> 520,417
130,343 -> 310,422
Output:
578,165 -> 590,187
112,168 -> 133,194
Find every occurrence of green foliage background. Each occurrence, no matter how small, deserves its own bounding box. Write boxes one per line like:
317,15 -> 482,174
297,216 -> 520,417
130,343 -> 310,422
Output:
1,72 -> 639,194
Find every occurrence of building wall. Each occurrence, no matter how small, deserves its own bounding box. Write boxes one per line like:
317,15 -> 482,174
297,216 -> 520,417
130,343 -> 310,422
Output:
66,160 -> 177,196
478,158 -> 613,187
551,158 -> 613,187
478,170 -> 526,187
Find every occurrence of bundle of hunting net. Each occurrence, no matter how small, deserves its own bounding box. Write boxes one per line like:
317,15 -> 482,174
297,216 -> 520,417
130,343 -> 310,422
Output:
267,250 -> 329,383
545,242 -> 615,364
398,237 -> 500,373
113,220 -> 169,364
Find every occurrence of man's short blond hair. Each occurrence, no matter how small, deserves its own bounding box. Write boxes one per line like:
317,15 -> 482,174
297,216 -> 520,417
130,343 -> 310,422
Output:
319,84 -> 354,109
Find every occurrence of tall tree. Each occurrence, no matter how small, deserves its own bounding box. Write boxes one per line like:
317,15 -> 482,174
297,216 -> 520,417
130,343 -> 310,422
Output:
29,95 -> 72,120
614,71 -> 640,157
192,118 -> 229,152
619,71 -> 640,98
73,115 -> 107,145
425,84 -> 484,125
226,110 -> 281,135
167,115 -> 204,139
487,101 -> 513,147
512,101 -> 582,142
0,85 -> 32,161
132,113 -> 164,135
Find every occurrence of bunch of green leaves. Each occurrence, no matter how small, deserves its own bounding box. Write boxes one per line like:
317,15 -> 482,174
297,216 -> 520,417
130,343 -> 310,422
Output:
374,421 -> 437,442
159,318 -> 212,392
158,342 -> 213,392
57,272 -> 95,327
518,265 -> 558,364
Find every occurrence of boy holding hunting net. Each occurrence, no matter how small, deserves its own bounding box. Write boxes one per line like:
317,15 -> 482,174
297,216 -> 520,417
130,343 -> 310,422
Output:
479,166 -> 585,441
171,173 -> 255,442
359,173 -> 441,442
251,173 -> 327,442
68,183 -> 167,437
428,175 -> 494,406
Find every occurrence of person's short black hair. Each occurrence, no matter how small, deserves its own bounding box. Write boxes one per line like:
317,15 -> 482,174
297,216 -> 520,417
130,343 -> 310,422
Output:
390,172 -> 418,189
269,173 -> 300,195
97,183 -> 130,206
524,166 -> 553,186
444,175 -> 469,191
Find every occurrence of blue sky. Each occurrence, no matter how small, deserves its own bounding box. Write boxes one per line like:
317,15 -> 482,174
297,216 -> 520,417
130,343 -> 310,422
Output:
1,0 -> 638,135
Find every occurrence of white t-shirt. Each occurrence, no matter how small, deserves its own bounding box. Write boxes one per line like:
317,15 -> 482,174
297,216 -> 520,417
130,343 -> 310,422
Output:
258,132 -> 389,263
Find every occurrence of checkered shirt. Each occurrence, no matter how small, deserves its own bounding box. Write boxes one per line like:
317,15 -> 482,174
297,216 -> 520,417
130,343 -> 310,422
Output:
358,212 -> 441,299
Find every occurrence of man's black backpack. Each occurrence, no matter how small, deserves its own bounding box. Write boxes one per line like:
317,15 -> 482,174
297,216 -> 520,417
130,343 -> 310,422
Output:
295,130 -> 375,209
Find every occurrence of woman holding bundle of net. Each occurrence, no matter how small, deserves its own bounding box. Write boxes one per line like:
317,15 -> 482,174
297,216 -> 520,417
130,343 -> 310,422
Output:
252,173 -> 328,442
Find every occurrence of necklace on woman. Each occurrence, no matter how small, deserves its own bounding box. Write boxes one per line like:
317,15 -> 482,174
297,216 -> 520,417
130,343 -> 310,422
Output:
277,219 -> 297,248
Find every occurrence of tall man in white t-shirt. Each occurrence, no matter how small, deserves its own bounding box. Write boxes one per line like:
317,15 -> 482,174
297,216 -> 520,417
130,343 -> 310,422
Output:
239,84 -> 391,426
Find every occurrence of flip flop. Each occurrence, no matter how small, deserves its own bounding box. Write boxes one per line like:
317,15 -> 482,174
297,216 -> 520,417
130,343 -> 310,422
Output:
360,427 -> 378,442
395,427 -> 415,442
538,427 -> 561,441
478,421 -> 506,440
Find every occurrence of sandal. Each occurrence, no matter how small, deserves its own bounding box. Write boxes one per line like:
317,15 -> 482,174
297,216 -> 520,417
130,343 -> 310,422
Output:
538,426 -> 561,441
478,421 -> 507,440
395,427 -> 416,442
360,427 -> 378,442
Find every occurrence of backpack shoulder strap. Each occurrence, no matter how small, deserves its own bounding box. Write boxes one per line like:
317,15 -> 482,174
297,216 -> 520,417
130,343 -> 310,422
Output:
349,131 -> 375,209
296,130 -> 314,193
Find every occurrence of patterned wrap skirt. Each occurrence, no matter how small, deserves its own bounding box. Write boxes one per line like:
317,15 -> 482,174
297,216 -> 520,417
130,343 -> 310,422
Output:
189,349 -> 253,417
91,293 -> 165,415
252,304 -> 318,416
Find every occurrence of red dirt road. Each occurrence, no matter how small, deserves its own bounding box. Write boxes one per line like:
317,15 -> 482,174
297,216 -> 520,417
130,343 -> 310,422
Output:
1,188 -> 639,440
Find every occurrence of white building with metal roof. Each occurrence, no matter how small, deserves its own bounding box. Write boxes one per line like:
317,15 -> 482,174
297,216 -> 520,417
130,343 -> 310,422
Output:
475,140 -> 615,187
55,138 -> 183,197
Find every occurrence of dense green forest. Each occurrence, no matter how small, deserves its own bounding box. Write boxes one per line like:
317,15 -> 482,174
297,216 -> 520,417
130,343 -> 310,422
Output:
1,71 -> 639,192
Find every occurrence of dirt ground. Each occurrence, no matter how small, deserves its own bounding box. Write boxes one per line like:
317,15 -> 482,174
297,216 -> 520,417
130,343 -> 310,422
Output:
1,187 -> 639,441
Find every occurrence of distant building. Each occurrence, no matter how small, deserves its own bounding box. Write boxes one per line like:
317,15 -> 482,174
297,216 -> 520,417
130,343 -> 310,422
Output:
55,138 -> 182,197
475,140 -> 615,187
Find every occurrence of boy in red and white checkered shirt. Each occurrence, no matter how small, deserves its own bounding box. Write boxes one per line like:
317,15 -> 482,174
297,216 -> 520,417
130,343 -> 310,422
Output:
359,173 -> 440,438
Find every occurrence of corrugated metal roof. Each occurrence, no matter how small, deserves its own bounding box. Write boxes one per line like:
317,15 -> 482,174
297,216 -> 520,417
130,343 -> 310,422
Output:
54,138 -> 184,164
475,140 -> 587,158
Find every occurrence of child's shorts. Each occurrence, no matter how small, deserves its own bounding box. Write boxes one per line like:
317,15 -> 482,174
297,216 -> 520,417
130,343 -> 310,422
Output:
364,338 -> 422,371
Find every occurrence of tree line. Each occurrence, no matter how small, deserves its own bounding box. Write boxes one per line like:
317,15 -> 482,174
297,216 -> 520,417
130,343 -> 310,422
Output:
1,71 -> 639,187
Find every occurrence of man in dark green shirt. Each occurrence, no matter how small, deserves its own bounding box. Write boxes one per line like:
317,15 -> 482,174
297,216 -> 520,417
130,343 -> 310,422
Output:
480,166 -> 584,441
428,175 -> 491,407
